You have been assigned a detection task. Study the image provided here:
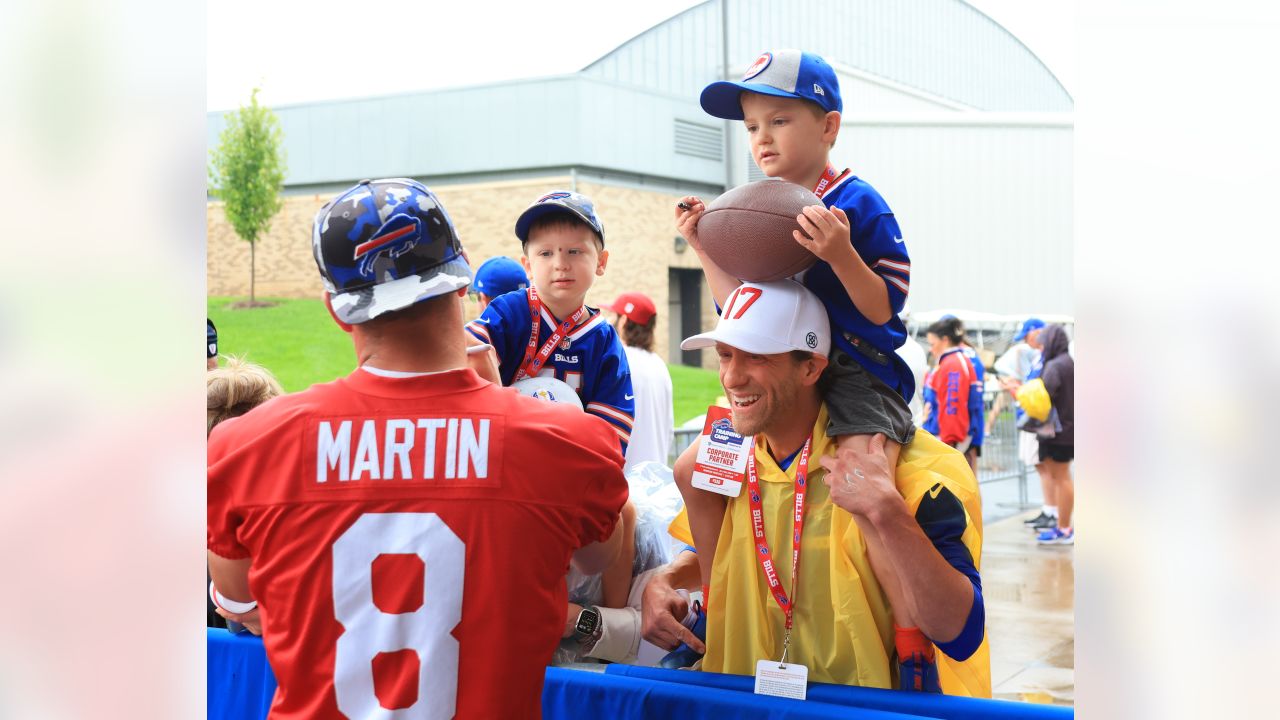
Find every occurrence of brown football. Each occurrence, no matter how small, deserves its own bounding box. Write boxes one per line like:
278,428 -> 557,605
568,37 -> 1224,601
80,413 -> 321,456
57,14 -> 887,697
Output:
696,180 -> 821,282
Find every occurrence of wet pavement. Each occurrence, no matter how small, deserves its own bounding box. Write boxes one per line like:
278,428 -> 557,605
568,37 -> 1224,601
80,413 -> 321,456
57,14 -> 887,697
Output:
980,473 -> 1076,706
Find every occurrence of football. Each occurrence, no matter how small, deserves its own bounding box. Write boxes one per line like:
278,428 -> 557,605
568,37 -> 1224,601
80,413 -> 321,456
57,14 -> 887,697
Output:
696,180 -> 821,282
511,376 -> 584,410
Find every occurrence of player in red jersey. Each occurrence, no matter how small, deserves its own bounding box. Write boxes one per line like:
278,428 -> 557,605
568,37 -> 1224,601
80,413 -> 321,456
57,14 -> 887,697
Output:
208,178 -> 628,719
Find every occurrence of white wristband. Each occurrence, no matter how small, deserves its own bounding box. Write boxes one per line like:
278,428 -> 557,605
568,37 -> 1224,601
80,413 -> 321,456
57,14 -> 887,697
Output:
209,581 -> 257,614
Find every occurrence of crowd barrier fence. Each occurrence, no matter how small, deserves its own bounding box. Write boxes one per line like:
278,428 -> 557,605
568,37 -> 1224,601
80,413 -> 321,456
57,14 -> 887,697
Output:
208,629 -> 1072,719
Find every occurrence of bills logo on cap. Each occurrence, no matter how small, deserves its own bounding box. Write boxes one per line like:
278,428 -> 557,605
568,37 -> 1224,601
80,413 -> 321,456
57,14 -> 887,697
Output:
353,215 -> 420,278
537,192 -> 572,203
742,52 -> 772,80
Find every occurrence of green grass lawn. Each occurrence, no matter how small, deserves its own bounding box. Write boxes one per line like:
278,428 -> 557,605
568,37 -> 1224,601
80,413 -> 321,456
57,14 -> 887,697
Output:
208,296 -> 356,392
208,297 -> 724,420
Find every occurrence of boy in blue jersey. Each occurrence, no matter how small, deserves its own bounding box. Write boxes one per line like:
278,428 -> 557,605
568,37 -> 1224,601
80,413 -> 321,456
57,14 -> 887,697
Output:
670,49 -> 933,680
466,190 -> 635,449
465,190 -> 637,608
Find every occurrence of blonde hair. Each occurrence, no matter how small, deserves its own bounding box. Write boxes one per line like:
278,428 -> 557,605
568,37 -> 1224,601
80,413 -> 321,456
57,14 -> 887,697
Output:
207,356 -> 284,435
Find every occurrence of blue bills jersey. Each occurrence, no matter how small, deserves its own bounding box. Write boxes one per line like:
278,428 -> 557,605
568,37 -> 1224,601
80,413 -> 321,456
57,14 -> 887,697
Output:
466,289 -> 635,452
802,174 -> 914,401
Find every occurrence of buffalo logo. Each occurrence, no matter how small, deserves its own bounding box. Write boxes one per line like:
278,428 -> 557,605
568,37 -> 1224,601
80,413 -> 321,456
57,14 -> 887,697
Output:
805,332 -> 818,348
353,215 -> 421,278
743,52 -> 772,80
710,417 -> 744,446
537,191 -> 572,204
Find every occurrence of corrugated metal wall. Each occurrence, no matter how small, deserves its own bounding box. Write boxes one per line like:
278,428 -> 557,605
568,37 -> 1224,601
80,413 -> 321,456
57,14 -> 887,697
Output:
208,77 -> 728,189
834,117 -> 1073,315
582,0 -> 1072,112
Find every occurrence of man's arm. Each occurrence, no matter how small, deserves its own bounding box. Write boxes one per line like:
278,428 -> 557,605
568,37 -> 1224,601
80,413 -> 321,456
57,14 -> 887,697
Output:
639,550 -> 705,652
571,511 -> 625,576
208,551 -> 263,635
208,551 -> 252,602
820,436 -> 979,650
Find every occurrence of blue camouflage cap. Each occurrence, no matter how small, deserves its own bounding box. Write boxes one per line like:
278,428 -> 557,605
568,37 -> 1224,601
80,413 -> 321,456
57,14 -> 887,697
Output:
514,191 -> 605,246
312,178 -> 472,324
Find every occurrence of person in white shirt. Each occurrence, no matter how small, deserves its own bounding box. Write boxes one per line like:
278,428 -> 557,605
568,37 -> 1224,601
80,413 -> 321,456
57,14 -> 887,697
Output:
602,292 -> 674,472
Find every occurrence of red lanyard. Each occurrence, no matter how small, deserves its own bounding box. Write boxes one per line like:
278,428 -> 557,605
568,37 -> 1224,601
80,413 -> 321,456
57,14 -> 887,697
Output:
516,286 -> 588,381
745,436 -> 813,633
812,164 -> 848,199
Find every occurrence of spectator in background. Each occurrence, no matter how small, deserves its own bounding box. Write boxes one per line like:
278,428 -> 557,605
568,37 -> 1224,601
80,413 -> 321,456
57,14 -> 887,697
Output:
948,317 -> 987,474
896,310 -> 929,426
1034,324 -> 1075,545
470,256 -> 529,311
923,318 -> 978,456
207,356 -> 284,437
207,318 -> 219,370
993,318 -> 1058,530
206,356 -> 284,631
602,292 -> 674,472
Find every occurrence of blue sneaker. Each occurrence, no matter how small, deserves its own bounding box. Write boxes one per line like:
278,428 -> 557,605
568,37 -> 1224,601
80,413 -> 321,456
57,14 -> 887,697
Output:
1037,527 -> 1074,545
899,651 -> 942,693
659,601 -> 706,669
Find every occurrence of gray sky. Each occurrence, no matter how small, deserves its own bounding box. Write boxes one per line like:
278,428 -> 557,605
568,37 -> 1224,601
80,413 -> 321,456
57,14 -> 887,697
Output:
207,0 -> 1074,111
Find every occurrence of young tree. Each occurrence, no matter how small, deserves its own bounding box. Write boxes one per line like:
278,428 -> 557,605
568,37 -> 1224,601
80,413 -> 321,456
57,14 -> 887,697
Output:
209,88 -> 287,306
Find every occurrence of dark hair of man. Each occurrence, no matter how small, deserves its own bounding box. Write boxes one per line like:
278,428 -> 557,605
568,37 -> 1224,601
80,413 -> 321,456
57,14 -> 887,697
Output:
361,291 -> 452,330
525,214 -> 604,251
621,316 -> 656,352
790,349 -> 833,395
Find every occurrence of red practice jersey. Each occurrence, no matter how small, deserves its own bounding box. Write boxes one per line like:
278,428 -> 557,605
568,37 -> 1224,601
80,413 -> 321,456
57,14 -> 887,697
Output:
208,368 -> 628,719
927,348 -> 974,445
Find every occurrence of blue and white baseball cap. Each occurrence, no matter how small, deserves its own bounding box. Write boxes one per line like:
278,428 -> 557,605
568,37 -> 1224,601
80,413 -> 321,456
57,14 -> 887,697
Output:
514,191 -> 606,246
700,50 -> 842,121
473,256 -> 529,298
1014,317 -> 1045,342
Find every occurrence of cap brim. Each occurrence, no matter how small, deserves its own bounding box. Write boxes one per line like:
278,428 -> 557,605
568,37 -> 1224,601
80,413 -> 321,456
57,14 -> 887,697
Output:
1013,330 -> 1027,342
514,203 -> 603,245
680,327 -> 798,355
700,81 -> 809,120
329,255 -> 472,325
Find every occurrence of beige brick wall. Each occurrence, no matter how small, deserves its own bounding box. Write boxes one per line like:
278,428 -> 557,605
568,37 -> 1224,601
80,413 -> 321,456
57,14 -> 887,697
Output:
207,176 -> 718,367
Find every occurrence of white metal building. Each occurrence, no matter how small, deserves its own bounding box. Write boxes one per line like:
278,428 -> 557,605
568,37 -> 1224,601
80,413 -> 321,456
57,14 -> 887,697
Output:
208,0 -> 1072,360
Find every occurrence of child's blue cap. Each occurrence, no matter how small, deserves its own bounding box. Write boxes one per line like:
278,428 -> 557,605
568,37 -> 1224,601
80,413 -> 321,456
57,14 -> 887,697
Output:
1014,318 -> 1045,342
700,50 -> 842,121
514,191 -> 605,246
473,256 -> 529,298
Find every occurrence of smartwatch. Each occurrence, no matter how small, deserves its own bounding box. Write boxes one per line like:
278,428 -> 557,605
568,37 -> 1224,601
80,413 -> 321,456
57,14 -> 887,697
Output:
573,605 -> 603,646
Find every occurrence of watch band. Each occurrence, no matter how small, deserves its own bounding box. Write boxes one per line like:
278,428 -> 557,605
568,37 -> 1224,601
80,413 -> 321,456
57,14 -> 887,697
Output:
574,605 -> 603,646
